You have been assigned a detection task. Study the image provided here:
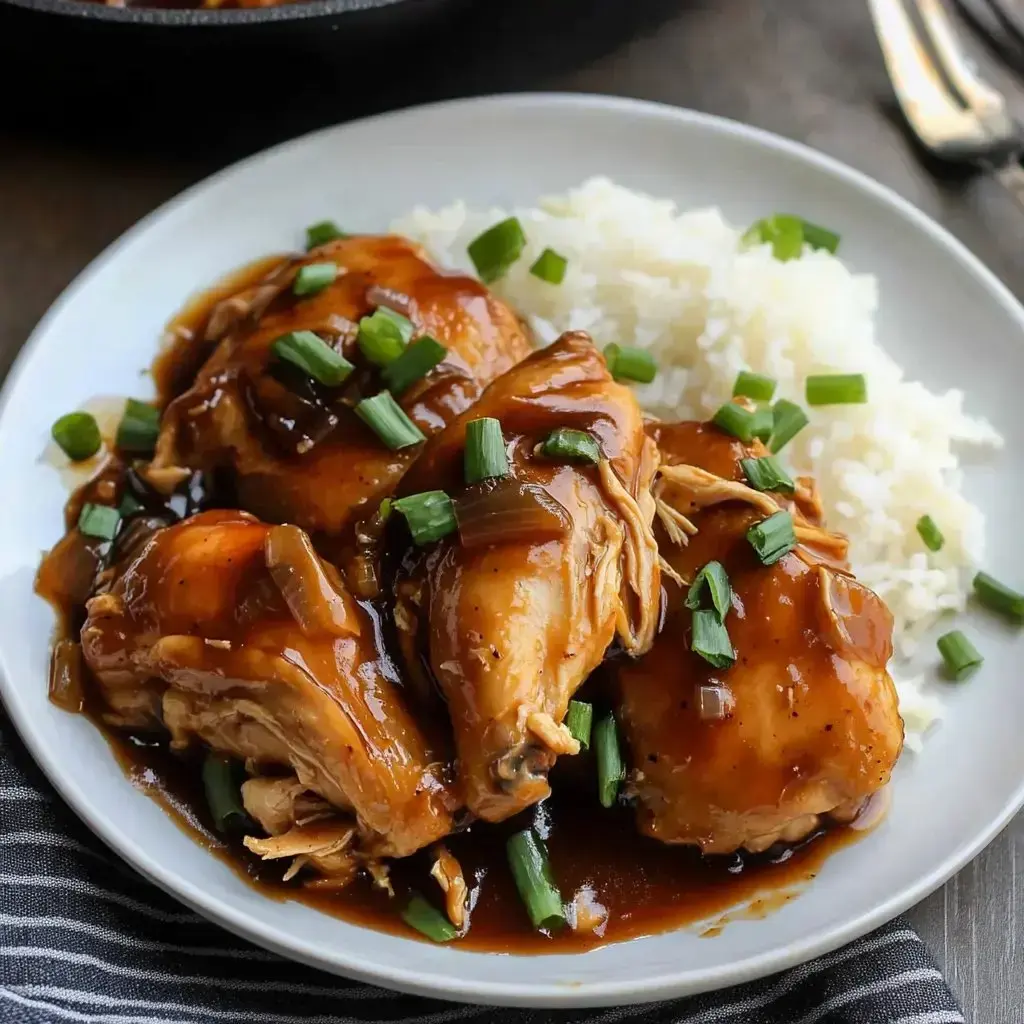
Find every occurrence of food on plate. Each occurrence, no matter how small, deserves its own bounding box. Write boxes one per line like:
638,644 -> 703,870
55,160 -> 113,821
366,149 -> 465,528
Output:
392,331 -> 659,822
151,234 -> 531,543
38,181 -> 1005,949
394,178 -> 1002,750
79,509 -> 457,877
615,421 -> 902,854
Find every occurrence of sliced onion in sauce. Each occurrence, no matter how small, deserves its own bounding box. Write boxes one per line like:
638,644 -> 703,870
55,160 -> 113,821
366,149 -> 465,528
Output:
697,684 -> 735,721
49,639 -> 86,713
454,478 -> 570,550
37,529 -> 102,610
347,504 -> 391,600
366,285 -> 413,318
349,552 -> 380,601
204,278 -> 289,343
264,525 -> 355,638
318,314 -> 360,349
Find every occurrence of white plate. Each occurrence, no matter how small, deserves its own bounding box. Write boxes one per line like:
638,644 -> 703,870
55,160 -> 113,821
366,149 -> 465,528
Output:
1,94 -> 1023,1008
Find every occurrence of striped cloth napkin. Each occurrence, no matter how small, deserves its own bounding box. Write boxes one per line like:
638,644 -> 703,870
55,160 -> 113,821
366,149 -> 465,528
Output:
0,710 -> 964,1024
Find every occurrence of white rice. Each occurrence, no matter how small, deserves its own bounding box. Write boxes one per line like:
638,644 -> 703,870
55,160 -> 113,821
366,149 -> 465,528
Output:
392,177 -> 1003,749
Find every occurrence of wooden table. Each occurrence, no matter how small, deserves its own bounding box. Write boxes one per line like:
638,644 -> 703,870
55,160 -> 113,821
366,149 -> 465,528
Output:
0,0 -> 1020,1019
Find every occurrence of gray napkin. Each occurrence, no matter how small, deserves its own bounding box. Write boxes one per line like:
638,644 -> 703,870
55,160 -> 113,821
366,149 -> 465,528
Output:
0,710 -> 964,1024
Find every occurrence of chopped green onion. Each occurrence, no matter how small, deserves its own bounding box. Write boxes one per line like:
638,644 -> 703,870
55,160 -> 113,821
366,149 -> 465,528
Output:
594,713 -> 625,809
691,608 -> 736,669
305,220 -> 347,249
401,894 -> 459,942
116,399 -> 161,455
565,700 -> 593,750
746,510 -> 797,566
742,214 -> 804,261
685,561 -> 732,621
354,392 -> 425,450
603,343 -> 657,384
740,455 -> 796,495
751,406 -> 774,443
937,630 -> 984,681
711,402 -> 755,443
743,214 -> 840,260
464,418 -> 509,484
77,503 -> 120,541
799,220 -> 841,254
768,399 -> 809,453
381,336 -> 447,396
292,262 -> 338,296
374,305 -> 415,343
506,829 -> 565,931
916,515 -> 945,553
51,412 -> 101,462
202,753 -> 248,832
529,248 -> 568,284
272,330 -> 354,387
973,571 -> 1024,621
392,490 -> 457,545
541,428 -> 601,464
806,373 -> 867,406
357,310 -> 409,367
733,370 -> 776,402
468,217 -> 526,284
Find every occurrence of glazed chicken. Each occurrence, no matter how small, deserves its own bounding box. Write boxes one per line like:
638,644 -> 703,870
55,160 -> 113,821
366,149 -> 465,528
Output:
614,420 -> 903,854
394,331 -> 661,822
151,235 -> 532,541
80,510 -> 457,877
38,198 -> 924,948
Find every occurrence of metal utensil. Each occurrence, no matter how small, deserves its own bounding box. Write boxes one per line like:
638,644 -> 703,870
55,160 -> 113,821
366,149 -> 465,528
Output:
957,0 -> 1024,52
869,0 -> 1024,209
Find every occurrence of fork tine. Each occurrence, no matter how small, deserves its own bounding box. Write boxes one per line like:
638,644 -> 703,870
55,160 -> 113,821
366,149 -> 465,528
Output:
972,0 -> 1024,54
869,0 -> 990,152
913,0 -> 1014,130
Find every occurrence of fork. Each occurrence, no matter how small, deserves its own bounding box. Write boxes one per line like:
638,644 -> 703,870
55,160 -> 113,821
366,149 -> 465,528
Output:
869,0 -> 1024,210
954,0 -> 1024,56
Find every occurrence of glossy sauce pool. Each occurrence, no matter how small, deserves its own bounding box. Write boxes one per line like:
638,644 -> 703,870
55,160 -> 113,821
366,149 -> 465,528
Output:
100,720 -> 866,952
37,251 -> 874,953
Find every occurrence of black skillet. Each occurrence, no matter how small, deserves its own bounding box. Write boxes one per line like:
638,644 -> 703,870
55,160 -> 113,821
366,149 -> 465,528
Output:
0,0 -> 473,150
0,0 -> 459,33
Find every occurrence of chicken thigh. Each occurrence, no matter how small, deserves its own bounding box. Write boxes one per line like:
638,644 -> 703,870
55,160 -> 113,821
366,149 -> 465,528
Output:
615,421 -> 903,854
80,510 -> 456,866
395,331 -> 661,822
152,235 -> 532,540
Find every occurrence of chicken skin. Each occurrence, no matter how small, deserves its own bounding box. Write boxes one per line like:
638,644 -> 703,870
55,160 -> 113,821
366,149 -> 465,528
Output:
151,235 -> 532,541
80,510 -> 456,867
395,331 -> 660,822
615,421 -> 903,854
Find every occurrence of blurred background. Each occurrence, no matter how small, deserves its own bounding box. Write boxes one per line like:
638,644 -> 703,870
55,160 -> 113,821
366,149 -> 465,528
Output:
0,0 -> 1022,1016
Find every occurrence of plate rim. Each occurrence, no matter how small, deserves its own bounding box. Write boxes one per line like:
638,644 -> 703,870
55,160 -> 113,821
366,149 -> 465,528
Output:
2,91 -> 1023,1007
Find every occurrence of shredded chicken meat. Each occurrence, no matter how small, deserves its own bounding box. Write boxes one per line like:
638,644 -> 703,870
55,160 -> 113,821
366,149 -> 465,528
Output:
395,331 -> 661,822
39,222 -> 911,940
80,510 -> 457,869
615,421 -> 904,854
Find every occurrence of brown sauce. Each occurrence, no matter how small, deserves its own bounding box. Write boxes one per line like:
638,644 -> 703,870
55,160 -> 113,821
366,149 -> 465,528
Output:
36,250 -> 874,954
99,716 -> 864,952
152,253 -> 288,405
